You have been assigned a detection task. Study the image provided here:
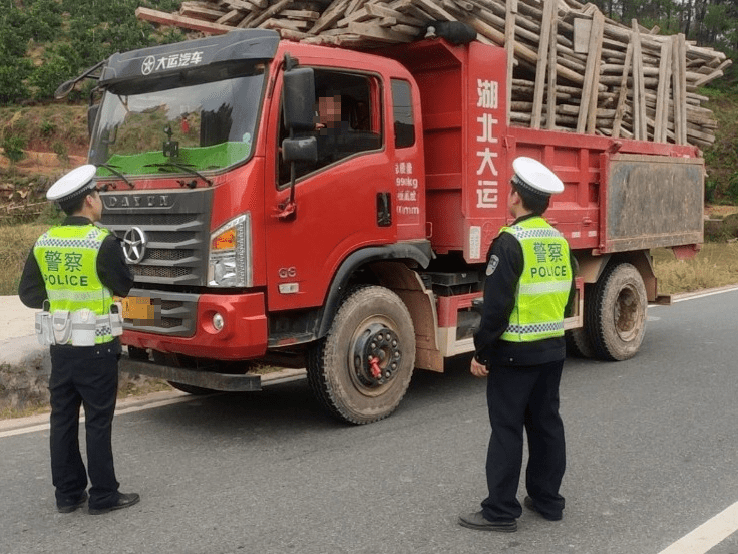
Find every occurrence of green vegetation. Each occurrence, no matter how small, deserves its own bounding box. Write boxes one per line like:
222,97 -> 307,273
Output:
0,222 -> 50,295
702,88 -> 738,204
0,0 -> 184,105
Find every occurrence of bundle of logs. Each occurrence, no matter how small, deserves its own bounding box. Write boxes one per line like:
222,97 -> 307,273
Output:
136,0 -> 731,148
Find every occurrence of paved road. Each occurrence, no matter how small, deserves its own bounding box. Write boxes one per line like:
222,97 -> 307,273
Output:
1,289 -> 737,554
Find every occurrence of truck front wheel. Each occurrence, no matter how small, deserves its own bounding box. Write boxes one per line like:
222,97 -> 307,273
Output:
307,285 -> 416,425
586,263 -> 647,361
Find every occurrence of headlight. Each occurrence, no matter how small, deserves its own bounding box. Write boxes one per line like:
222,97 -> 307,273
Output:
208,213 -> 252,287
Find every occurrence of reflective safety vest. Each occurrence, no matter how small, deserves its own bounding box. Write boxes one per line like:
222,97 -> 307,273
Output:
499,217 -> 572,343
33,225 -> 116,344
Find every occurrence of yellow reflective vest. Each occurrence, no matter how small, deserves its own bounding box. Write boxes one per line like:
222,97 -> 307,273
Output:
33,225 -> 115,344
499,217 -> 572,342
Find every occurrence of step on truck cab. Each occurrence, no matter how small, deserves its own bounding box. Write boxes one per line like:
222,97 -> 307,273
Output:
68,28 -> 702,423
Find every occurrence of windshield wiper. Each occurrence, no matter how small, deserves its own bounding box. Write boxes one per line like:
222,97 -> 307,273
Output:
96,163 -> 134,189
144,162 -> 213,187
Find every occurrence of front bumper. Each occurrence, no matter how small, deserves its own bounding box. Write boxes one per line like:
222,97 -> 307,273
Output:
122,291 -> 268,360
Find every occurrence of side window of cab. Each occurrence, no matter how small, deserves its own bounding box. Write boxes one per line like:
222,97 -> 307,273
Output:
278,69 -> 383,188
391,79 -> 415,149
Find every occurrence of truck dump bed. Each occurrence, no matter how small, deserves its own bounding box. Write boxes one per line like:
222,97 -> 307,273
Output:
386,39 -> 703,263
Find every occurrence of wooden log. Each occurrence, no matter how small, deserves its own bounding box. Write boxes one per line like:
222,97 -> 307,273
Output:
348,21 -> 416,42
365,3 -> 425,26
345,0 -> 367,16
263,18 -> 311,31
277,28 -> 311,40
653,39 -> 672,143
630,19 -> 647,140
671,34 -> 686,145
577,9 -> 603,133
611,41 -> 633,139
216,9 -> 245,25
252,0 -> 293,28
309,0 -> 351,34
136,6 -> 234,34
531,0 -> 554,129
180,3 -> 229,21
546,0 -> 558,130
505,0 -> 516,125
281,9 -> 321,20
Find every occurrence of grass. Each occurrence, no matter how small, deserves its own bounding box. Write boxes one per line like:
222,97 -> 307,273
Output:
0,222 -> 51,296
653,243 -> 738,294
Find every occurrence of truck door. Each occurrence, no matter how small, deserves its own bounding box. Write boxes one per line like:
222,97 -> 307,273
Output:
265,68 -> 394,313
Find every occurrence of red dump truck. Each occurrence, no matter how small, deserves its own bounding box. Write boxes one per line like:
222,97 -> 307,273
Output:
66,28 -> 703,423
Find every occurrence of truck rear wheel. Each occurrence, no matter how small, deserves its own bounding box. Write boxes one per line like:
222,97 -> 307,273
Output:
566,326 -> 596,359
307,285 -> 415,425
586,263 -> 647,361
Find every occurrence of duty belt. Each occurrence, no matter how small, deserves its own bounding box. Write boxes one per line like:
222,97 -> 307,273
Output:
35,306 -> 123,346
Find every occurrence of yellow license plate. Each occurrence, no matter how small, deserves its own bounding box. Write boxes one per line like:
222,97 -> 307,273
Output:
120,296 -> 158,322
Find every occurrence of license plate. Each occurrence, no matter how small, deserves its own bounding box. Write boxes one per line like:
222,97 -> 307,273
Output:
120,296 -> 158,323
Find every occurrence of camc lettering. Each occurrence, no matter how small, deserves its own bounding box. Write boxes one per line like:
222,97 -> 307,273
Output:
530,265 -> 568,279
44,274 -> 89,287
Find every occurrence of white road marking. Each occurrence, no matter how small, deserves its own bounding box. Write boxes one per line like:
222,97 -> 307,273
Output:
0,395 -> 197,439
658,501 -> 738,554
671,285 -> 738,303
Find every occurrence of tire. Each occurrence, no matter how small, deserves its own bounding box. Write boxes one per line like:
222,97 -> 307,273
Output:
307,285 -> 416,425
151,351 -> 217,396
566,327 -> 596,359
586,263 -> 647,361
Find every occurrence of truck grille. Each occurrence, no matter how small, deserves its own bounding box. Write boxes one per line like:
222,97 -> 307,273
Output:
100,188 -> 213,287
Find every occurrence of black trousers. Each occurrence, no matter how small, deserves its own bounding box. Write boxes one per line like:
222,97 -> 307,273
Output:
481,358 -> 566,521
49,342 -> 120,509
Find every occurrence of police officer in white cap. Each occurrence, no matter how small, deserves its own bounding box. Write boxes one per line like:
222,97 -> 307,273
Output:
19,165 -> 139,515
459,157 -> 576,532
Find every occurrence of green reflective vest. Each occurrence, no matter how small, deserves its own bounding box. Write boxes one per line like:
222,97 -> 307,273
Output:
33,224 -> 115,344
499,217 -> 572,343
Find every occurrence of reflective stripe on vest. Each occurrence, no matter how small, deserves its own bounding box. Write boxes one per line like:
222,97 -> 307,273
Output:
33,225 -> 115,344
499,217 -> 572,343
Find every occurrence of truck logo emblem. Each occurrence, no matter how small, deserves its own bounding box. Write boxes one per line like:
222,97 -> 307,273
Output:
103,194 -> 174,209
141,56 -> 156,75
123,227 -> 147,264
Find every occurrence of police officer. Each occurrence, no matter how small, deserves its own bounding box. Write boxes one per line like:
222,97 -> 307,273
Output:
19,165 -> 139,515
459,157 -> 575,532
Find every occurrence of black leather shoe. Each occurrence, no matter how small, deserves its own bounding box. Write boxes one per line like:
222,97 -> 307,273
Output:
88,492 -> 140,515
57,491 -> 88,514
523,496 -> 563,521
458,511 -> 517,532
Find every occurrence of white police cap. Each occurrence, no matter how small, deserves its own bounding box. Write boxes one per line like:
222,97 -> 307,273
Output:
511,157 -> 564,197
46,164 -> 97,203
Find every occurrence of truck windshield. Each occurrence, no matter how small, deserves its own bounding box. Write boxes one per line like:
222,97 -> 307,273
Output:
89,66 -> 265,176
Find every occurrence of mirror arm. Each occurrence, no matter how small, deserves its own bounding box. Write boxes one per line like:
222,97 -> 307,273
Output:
274,127 -> 298,221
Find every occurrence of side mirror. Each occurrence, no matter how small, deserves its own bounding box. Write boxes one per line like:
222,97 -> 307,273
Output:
282,136 -> 317,164
283,67 -> 315,132
55,79 -> 77,100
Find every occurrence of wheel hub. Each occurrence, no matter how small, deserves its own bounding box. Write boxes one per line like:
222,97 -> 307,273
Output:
353,323 -> 402,387
615,286 -> 641,340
